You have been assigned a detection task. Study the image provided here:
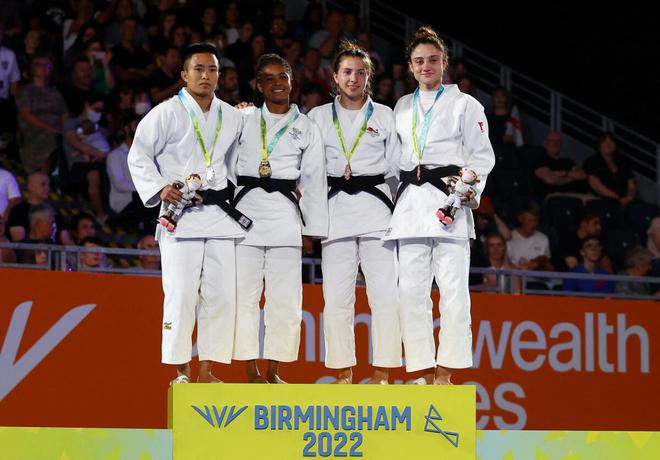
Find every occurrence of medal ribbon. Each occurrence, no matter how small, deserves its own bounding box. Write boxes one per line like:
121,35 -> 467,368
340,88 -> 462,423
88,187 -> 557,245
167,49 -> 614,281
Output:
178,89 -> 222,171
411,86 -> 444,166
261,106 -> 300,161
332,99 -> 374,167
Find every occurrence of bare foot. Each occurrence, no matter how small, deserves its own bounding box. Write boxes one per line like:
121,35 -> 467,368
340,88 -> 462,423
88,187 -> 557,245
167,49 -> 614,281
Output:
267,374 -> 287,384
197,373 -> 223,383
248,375 -> 269,383
332,368 -> 352,384
433,366 -> 453,385
367,368 -> 389,384
170,363 -> 191,386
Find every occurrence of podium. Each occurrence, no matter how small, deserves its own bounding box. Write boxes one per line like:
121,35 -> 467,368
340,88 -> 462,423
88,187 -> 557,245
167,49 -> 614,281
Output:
168,384 -> 476,460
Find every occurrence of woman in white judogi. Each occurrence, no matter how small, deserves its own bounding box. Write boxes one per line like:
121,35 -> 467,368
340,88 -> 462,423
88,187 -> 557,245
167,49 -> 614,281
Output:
232,54 -> 328,383
308,42 -> 402,384
385,27 -> 495,384
128,44 -> 251,385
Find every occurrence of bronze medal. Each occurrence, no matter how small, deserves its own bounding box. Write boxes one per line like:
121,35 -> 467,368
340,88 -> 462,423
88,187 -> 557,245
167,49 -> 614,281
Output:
343,163 -> 352,180
416,164 -> 421,181
259,159 -> 272,178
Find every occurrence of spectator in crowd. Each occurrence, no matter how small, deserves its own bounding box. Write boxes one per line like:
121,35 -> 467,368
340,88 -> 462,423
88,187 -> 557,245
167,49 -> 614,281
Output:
298,82 -> 326,114
486,86 -> 523,148
563,236 -> 614,294
237,32 -> 267,102
0,24 -> 20,150
147,10 -> 178,55
137,234 -> 160,270
474,232 -> 520,293
373,73 -> 396,109
533,131 -> 588,199
456,75 -> 475,96
647,216 -> 660,260
63,92 -> 110,222
17,203 -> 58,264
583,132 -> 636,208
17,29 -> 42,81
285,38 -> 304,75
267,15 -> 291,56
6,172 -> 72,244
296,47 -> 331,97
133,89 -> 153,117
226,20 -> 254,64
506,202 -> 553,271
445,56 -> 467,84
294,2 -> 322,41
615,246 -> 658,296
83,38 -> 115,94
391,61 -> 409,100
62,0 -> 95,54
356,31 -> 385,75
558,209 -> 613,272
78,236 -> 108,270
70,211 -> 97,244
0,167 -> 21,222
149,46 -> 183,104
61,58 -> 103,116
170,24 -> 190,52
197,6 -> 221,42
16,55 -> 66,173
308,9 -> 346,60
221,1 -> 240,45
107,116 -> 138,216
104,0 -> 147,48
63,21 -> 99,71
110,17 -> 155,84
216,66 -> 241,105
0,214 -> 17,263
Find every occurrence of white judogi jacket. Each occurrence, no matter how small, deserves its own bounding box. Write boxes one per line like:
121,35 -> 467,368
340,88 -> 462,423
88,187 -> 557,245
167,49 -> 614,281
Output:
308,96 -> 399,242
128,89 -> 245,239
385,84 -> 495,241
235,104 -> 328,246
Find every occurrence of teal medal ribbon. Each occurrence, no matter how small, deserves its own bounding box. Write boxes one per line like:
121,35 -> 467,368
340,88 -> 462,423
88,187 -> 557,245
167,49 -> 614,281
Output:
178,89 -> 222,183
259,105 -> 300,177
332,99 -> 374,180
412,86 -> 444,179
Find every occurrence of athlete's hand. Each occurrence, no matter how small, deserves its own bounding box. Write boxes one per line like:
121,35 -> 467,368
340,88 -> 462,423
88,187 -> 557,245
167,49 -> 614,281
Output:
160,185 -> 183,205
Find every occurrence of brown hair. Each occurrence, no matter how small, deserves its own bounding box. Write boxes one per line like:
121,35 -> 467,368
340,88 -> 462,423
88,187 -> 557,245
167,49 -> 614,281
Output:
331,40 -> 374,96
406,26 -> 449,67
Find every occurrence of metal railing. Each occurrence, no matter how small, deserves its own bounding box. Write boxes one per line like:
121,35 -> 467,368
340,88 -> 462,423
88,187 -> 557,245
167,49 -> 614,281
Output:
323,0 -> 660,203
2,242 -> 658,301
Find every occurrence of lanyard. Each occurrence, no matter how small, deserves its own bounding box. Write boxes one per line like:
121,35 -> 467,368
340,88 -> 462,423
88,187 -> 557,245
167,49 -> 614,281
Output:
260,105 -> 300,161
411,86 -> 444,165
332,99 -> 374,166
178,89 -> 222,170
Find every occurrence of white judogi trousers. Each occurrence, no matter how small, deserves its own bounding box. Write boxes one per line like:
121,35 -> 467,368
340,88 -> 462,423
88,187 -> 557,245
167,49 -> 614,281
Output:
233,245 -> 302,362
322,237 -> 402,369
398,237 -> 473,371
159,234 -> 236,365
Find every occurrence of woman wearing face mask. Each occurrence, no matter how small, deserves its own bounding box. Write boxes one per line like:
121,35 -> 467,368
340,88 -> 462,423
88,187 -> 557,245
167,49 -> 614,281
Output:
134,90 -> 153,116
232,53 -> 328,384
384,26 -> 495,385
307,42 -> 402,385
63,92 -> 111,222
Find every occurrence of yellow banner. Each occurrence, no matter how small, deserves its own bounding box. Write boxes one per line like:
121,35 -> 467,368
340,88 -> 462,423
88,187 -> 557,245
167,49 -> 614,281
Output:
168,384 -> 475,459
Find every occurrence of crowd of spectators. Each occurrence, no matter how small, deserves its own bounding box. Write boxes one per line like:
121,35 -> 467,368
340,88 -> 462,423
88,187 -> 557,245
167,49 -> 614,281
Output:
0,0 -> 657,296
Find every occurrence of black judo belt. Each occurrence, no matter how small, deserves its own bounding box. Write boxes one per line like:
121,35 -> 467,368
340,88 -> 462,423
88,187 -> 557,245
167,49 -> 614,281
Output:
198,185 -> 253,230
234,175 -> 305,226
327,174 -> 394,213
394,165 -> 461,206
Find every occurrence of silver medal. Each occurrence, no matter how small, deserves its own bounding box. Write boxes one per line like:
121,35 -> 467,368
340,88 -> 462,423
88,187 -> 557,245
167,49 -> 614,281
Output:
206,167 -> 216,183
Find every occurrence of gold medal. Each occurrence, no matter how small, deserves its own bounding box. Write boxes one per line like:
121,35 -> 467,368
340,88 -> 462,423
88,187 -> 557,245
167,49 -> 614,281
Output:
259,159 -> 272,178
343,163 -> 352,180
416,164 -> 421,181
